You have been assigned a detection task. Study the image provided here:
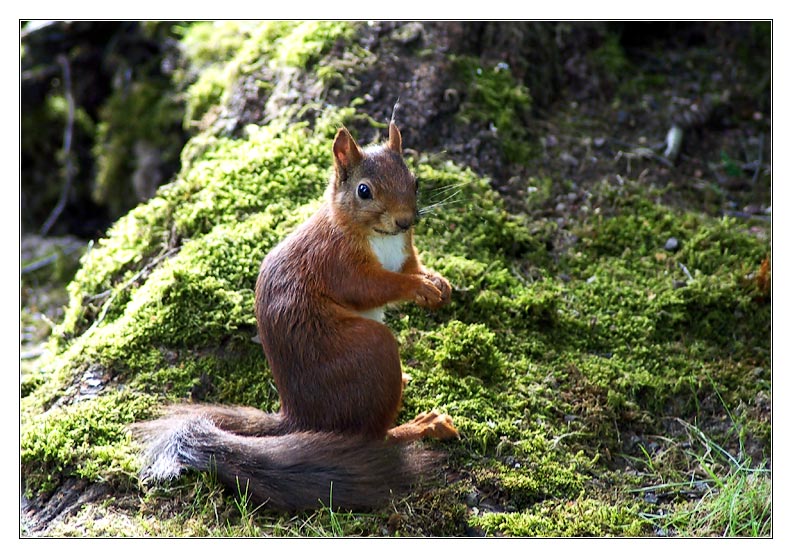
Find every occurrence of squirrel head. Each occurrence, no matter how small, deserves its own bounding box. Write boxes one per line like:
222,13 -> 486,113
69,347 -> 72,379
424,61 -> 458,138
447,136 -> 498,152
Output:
329,123 -> 418,237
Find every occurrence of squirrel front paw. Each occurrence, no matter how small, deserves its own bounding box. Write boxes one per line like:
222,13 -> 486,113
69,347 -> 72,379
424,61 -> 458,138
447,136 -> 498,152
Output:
424,272 -> 451,306
413,273 -> 451,309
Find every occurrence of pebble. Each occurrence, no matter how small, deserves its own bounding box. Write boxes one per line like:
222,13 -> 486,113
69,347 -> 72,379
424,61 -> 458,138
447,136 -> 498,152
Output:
664,237 -> 680,252
391,22 -> 424,45
560,152 -> 579,166
465,490 -> 480,506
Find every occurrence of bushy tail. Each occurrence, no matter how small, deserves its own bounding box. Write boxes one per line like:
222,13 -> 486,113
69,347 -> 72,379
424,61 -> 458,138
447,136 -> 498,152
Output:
132,410 -> 433,511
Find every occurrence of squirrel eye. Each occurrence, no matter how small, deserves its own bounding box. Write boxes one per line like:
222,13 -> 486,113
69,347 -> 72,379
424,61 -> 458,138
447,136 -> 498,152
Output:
357,183 -> 372,200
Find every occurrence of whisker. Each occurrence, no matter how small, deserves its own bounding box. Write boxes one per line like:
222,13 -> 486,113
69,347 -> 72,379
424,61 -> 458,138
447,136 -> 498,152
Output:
426,185 -> 462,204
422,182 -> 471,196
418,188 -> 466,216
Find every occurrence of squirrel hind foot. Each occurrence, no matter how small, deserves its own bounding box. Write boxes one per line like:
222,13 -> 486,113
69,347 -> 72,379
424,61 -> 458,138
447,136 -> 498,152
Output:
386,410 -> 460,443
131,414 -> 217,482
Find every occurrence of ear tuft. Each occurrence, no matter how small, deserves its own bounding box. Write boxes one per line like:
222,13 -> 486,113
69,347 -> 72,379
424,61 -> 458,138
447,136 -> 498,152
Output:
387,122 -> 402,153
333,127 -> 363,172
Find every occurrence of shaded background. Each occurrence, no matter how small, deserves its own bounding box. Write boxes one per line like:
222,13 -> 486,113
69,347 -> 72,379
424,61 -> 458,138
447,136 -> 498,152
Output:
21,21 -> 770,239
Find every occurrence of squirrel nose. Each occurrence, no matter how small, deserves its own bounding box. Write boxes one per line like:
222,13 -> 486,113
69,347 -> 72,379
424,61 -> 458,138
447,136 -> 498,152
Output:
395,218 -> 413,231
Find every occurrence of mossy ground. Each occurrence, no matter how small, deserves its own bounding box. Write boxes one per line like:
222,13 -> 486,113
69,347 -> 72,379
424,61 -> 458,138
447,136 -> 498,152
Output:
20,22 -> 770,537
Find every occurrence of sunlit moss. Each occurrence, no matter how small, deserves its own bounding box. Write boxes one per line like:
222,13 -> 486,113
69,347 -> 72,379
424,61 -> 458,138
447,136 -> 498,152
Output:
20,390 -> 156,495
470,498 -> 649,536
271,21 -> 357,68
176,21 -> 358,128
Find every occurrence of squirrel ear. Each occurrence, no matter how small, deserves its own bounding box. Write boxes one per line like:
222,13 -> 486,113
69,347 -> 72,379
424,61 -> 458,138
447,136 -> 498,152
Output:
333,127 -> 362,173
387,122 -> 402,153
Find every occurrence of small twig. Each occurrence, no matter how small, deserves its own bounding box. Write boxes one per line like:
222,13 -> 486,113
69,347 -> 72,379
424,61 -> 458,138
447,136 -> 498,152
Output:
84,246 -> 179,333
753,133 -> 764,184
20,63 -> 61,84
20,20 -> 61,40
551,431 -> 584,449
21,243 -> 83,275
21,253 -> 61,275
723,210 -> 771,222
613,145 -> 673,173
40,54 -> 75,236
678,262 -> 694,283
21,349 -> 45,360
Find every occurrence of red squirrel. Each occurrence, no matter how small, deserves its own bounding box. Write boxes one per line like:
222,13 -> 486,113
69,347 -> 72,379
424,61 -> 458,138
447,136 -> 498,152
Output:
133,122 -> 458,510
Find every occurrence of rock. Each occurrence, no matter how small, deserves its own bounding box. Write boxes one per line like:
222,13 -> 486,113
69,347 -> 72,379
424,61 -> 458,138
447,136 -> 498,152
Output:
664,237 -> 680,252
391,22 -> 424,45
560,151 -> 579,167
465,489 -> 480,506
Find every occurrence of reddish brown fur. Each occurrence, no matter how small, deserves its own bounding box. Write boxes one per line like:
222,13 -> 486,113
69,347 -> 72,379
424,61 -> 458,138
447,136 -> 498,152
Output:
256,123 -> 454,439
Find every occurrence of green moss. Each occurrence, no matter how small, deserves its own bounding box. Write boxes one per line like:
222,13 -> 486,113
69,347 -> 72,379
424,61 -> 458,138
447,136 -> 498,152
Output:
590,33 -> 630,79
176,21 -> 358,128
20,20 -> 772,537
471,498 -> 649,536
433,321 -> 504,380
23,109 -> 356,495
271,21 -> 357,68
20,390 -> 156,495
473,451 -> 585,507
177,21 -> 255,69
454,57 -> 534,163
93,78 -> 184,215
174,21 -> 255,127
22,96 -> 769,536
182,66 -> 228,127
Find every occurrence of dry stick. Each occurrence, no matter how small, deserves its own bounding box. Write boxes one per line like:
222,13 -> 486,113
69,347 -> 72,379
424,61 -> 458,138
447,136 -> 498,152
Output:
21,242 -> 83,275
678,262 -> 694,283
752,133 -> 764,184
40,54 -> 75,236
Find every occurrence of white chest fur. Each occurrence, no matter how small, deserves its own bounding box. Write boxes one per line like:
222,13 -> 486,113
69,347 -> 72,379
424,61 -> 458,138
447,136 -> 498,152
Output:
361,234 -> 408,323
368,233 -> 408,272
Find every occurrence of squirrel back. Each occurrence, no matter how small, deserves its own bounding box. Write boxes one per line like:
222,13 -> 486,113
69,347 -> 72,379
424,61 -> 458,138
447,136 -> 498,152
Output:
133,122 -> 457,511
